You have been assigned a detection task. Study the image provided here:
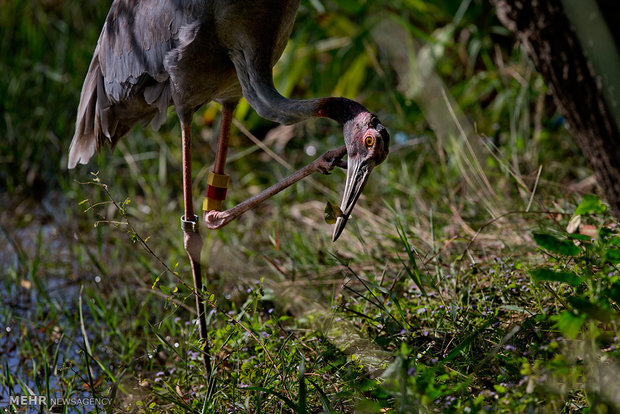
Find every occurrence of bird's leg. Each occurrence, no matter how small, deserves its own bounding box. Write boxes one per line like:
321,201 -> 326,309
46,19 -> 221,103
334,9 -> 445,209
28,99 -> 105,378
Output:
214,103 -> 236,174
182,123 -> 195,220
203,146 -> 347,229
180,122 -> 212,378
181,122 -> 203,265
202,103 -> 236,213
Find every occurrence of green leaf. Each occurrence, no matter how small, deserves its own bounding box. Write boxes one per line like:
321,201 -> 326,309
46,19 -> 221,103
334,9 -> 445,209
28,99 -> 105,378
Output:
605,248 -> 620,264
324,201 -> 342,224
567,296 -> 612,323
574,194 -> 606,215
553,311 -> 587,339
494,384 -> 506,394
532,233 -> 580,256
567,233 -> 592,241
607,282 -> 620,304
529,268 -> 583,287
599,227 -> 614,241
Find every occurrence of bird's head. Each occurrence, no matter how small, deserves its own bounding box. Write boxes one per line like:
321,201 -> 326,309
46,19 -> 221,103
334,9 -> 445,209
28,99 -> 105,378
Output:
333,111 -> 389,241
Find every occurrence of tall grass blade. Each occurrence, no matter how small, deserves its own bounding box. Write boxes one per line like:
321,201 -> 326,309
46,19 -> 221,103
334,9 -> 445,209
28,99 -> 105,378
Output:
298,357 -> 307,412
244,387 -> 300,412
395,218 -> 427,295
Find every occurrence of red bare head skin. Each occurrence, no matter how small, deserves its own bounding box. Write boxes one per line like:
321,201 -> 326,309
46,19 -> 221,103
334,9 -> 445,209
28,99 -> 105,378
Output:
316,98 -> 390,241
315,97 -> 389,165
342,111 -> 389,165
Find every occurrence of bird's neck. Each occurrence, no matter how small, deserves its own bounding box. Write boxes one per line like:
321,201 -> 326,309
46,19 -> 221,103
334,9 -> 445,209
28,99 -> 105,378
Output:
244,91 -> 368,127
230,51 -> 368,126
315,97 -> 368,125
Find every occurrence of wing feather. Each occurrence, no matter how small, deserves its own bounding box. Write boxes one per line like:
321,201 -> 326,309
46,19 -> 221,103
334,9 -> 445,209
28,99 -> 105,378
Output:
69,0 -> 201,168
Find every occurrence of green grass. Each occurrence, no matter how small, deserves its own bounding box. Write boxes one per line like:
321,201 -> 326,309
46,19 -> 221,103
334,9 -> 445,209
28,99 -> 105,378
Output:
4,181 -> 619,412
2,0 -> 619,412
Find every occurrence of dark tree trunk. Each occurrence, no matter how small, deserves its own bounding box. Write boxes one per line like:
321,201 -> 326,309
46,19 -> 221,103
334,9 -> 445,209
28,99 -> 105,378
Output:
492,0 -> 620,220
597,0 -> 620,50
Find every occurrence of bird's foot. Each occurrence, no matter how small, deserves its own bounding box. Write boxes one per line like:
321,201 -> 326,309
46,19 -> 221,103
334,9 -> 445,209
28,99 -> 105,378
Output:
315,146 -> 347,175
201,146 -> 348,230
203,210 -> 231,229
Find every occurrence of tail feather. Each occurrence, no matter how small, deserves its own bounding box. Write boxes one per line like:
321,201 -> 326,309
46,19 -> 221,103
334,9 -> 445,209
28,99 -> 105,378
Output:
69,48 -> 172,169
68,54 -> 103,169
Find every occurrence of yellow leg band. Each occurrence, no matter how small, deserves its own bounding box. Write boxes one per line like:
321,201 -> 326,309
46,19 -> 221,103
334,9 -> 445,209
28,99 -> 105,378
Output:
203,197 -> 223,212
208,172 -> 230,188
203,171 -> 230,211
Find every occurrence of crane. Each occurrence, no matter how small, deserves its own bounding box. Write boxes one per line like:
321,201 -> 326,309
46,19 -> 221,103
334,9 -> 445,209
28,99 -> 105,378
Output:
68,0 -> 389,377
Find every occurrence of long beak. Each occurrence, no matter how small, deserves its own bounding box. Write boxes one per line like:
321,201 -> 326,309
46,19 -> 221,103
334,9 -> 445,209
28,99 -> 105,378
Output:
332,156 -> 372,242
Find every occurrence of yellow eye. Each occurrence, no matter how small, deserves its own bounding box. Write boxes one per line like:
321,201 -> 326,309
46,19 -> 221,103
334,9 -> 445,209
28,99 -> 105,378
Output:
365,134 -> 374,147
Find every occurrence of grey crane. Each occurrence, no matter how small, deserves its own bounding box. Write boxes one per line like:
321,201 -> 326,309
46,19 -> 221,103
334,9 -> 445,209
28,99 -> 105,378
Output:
69,0 -> 389,239
68,0 -> 389,376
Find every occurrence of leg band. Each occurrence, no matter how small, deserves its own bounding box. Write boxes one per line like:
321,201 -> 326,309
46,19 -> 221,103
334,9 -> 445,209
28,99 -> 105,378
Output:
181,214 -> 199,233
203,171 -> 230,211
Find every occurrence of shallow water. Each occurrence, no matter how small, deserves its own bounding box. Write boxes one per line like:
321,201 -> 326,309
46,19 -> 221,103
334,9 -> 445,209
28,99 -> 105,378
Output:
0,194 -> 108,412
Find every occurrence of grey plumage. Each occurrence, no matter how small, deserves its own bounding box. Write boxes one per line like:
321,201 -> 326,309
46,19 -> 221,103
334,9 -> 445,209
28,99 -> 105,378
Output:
69,0 -> 298,168
69,0 -> 389,242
